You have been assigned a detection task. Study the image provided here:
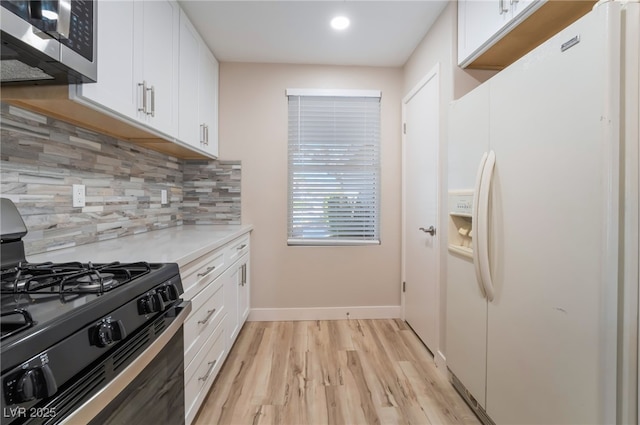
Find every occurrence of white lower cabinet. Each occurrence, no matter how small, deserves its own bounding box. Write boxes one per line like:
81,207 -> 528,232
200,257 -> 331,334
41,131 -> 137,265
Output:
238,256 -> 250,324
224,254 -> 250,347
185,316 -> 227,425
181,232 -> 251,424
183,271 -> 227,368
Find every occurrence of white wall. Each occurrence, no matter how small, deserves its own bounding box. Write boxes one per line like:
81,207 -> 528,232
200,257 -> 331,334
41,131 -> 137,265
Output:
402,1 -> 495,360
216,3 -> 496,326
218,63 -> 404,318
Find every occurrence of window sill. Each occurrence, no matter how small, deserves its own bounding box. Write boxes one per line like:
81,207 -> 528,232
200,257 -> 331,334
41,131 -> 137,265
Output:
287,239 -> 381,247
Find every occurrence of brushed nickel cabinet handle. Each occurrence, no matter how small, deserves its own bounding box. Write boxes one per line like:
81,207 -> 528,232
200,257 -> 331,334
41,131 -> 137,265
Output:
138,81 -> 147,113
198,359 -> 217,381
197,265 -> 216,278
499,0 -> 509,14
146,85 -> 155,117
151,86 -> 155,117
197,309 -> 216,325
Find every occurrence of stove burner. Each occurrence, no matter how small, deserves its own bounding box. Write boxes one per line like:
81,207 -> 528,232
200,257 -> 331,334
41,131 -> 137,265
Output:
0,262 -> 154,341
0,262 -> 152,295
74,273 -> 116,291
2,274 -> 59,292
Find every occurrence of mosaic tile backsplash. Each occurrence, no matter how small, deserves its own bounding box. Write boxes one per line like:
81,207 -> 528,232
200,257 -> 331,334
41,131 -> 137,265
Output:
0,103 -> 241,255
183,160 -> 241,225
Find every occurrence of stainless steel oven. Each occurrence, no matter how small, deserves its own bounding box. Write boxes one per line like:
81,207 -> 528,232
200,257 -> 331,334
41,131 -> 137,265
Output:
0,198 -> 191,424
64,307 -> 190,425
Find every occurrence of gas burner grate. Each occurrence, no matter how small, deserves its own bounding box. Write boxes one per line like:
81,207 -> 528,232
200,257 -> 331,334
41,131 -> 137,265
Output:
0,262 -> 152,295
0,309 -> 34,340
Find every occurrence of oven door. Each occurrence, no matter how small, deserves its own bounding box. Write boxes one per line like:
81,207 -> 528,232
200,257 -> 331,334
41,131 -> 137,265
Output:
58,301 -> 191,425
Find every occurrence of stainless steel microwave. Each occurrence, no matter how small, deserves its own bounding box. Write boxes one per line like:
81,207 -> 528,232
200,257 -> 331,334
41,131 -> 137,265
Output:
0,0 -> 97,85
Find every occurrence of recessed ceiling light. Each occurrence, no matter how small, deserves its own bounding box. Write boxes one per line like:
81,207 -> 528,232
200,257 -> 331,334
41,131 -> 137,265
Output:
330,16 -> 350,31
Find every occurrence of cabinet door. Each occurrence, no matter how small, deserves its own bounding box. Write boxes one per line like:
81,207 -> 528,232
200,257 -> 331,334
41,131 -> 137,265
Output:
199,47 -> 219,157
458,0 -> 512,66
140,0 -> 179,136
178,9 -> 201,148
75,0 -> 137,120
509,0 -> 539,22
238,257 -> 250,324
224,264 -> 239,349
458,0 -> 545,67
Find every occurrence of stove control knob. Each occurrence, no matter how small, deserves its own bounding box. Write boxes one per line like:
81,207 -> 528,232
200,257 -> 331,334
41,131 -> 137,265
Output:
93,320 -> 127,348
138,293 -> 165,315
15,364 -> 58,403
157,283 -> 179,302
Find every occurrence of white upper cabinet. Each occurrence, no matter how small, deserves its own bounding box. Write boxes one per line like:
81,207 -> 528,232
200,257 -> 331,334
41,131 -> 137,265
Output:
178,9 -> 219,157
178,10 -> 201,148
199,46 -> 219,157
72,0 -> 219,156
509,0 -> 539,21
75,0 -> 179,135
139,0 -> 179,136
73,1 -> 138,121
458,0 -> 542,68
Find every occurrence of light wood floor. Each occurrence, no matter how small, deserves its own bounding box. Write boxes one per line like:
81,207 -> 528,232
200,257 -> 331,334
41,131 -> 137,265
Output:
194,319 -> 481,425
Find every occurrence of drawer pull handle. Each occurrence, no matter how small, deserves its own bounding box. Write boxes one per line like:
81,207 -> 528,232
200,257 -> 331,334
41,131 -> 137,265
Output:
237,244 -> 247,251
197,309 -> 216,325
199,360 -> 218,382
198,266 -> 216,278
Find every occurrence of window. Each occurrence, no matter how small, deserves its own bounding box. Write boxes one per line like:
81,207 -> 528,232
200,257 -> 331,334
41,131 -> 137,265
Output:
287,89 -> 381,246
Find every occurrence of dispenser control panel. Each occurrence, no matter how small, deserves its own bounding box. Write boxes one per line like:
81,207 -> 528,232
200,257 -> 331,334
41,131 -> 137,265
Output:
450,192 -> 473,216
448,190 -> 474,259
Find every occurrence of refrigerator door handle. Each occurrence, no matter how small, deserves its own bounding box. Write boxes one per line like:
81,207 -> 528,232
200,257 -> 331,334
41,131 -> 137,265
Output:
472,152 -> 489,299
478,150 -> 496,301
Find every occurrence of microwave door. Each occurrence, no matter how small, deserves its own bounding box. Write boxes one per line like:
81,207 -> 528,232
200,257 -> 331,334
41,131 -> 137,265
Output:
0,0 -> 96,84
0,5 -> 60,82
0,4 -> 60,59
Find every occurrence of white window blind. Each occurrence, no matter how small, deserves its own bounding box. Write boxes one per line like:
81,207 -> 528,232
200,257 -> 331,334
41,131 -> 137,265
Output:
287,90 -> 381,246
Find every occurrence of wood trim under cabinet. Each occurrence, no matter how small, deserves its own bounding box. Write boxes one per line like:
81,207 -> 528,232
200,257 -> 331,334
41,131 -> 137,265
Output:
1,85 -> 209,160
466,0 -> 596,70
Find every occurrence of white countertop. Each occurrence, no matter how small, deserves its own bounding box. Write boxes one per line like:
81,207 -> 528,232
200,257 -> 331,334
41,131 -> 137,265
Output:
28,224 -> 253,268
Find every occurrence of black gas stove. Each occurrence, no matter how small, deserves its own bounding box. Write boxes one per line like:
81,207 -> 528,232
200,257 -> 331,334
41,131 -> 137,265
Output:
0,199 -> 190,425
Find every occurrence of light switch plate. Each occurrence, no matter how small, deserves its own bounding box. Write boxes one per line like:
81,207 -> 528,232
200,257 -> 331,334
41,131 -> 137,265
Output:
161,189 -> 168,205
72,184 -> 85,208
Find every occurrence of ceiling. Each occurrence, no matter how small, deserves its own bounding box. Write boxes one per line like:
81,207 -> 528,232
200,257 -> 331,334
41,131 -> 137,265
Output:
178,1 -> 449,67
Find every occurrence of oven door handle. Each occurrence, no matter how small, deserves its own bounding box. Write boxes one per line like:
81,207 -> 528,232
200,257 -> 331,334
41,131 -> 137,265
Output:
59,301 -> 192,425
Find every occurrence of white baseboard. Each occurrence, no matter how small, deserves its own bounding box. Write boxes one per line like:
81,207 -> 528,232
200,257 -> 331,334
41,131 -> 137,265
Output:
435,350 -> 447,378
248,305 -> 402,322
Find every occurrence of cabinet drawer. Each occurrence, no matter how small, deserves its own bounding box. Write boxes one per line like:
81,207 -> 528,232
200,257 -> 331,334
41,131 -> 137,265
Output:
181,248 -> 225,301
226,235 -> 250,265
185,316 -> 226,425
184,279 -> 225,368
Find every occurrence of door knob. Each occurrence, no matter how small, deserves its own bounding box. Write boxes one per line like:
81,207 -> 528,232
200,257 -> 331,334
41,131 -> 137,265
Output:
419,226 -> 436,236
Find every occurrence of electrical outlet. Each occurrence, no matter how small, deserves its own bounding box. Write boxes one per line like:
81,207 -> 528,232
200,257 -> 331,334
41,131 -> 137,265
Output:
72,184 -> 85,208
161,189 -> 168,205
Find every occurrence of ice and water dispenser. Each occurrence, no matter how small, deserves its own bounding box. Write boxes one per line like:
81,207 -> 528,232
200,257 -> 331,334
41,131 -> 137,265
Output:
448,190 -> 473,258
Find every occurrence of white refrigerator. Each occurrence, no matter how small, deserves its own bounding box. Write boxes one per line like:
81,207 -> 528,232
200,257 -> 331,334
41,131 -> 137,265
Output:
446,2 -> 639,424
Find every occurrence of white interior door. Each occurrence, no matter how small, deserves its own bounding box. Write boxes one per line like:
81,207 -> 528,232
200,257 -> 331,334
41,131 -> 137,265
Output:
402,68 -> 440,353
